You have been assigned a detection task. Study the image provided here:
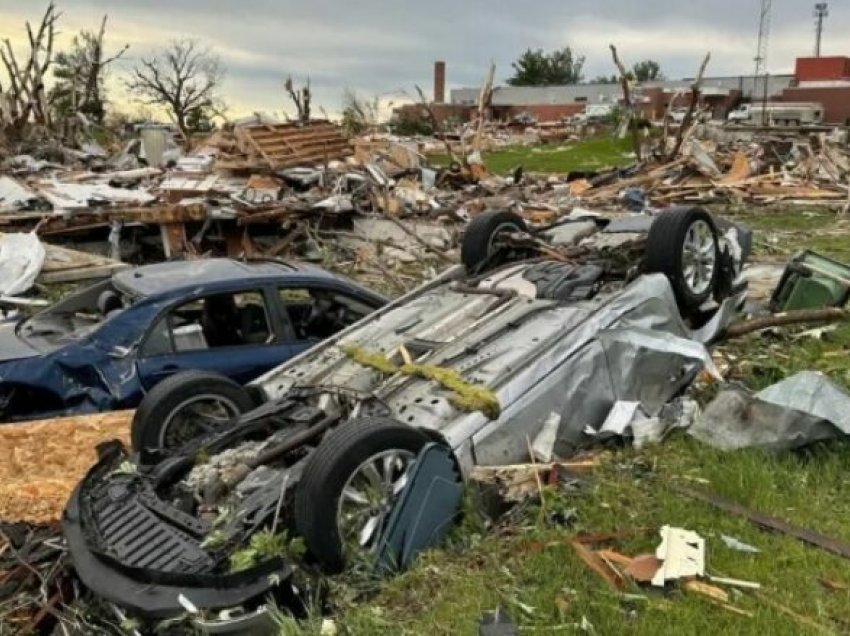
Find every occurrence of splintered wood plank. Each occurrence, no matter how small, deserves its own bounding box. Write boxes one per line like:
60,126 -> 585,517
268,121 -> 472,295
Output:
39,243 -> 129,283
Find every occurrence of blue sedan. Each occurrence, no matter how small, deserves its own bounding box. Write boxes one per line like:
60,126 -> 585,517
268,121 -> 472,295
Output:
0,259 -> 386,425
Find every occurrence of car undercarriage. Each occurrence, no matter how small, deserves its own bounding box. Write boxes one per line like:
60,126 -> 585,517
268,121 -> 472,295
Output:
65,206 -> 750,632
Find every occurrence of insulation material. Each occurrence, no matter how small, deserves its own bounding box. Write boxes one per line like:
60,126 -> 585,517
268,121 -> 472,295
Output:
0,232 -> 46,295
0,175 -> 39,212
38,181 -> 156,210
0,410 -> 132,524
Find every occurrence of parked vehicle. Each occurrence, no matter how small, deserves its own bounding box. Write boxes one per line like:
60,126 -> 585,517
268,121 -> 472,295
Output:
585,103 -> 615,123
0,259 -> 386,423
65,207 -> 750,631
727,102 -> 823,126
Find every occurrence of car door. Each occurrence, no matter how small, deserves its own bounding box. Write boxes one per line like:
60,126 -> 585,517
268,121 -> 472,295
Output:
135,287 -> 304,390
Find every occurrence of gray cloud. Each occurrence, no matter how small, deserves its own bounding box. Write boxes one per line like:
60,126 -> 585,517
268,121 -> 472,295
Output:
1,0 -> 847,117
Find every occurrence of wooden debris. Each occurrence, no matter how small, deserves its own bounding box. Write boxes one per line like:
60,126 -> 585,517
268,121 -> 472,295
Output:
0,410 -> 132,525
819,578 -> 849,592
683,580 -> 729,603
723,308 -> 848,339
678,486 -> 850,560
39,242 -> 128,283
624,554 -> 663,583
218,120 -> 351,170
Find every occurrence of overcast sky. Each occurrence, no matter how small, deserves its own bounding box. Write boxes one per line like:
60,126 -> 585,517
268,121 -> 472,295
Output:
0,1 -> 847,119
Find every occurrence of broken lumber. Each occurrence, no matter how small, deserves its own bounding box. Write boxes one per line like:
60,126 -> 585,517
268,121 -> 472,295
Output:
677,486 -> 850,560
723,308 -> 848,338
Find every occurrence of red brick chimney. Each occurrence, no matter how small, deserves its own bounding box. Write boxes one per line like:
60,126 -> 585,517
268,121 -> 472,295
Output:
434,61 -> 446,104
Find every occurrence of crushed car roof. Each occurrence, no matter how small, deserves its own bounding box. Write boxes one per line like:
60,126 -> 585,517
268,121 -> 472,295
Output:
112,258 -> 333,297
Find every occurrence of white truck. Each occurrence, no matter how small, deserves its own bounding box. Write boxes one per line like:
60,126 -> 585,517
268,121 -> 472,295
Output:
727,102 -> 824,126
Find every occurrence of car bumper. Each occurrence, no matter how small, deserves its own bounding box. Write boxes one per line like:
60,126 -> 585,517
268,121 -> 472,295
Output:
63,445 -> 293,623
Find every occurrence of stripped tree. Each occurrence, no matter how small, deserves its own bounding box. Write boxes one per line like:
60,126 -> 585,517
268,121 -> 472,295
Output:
126,39 -> 224,141
0,2 -> 60,136
284,75 -> 311,123
51,16 -> 129,126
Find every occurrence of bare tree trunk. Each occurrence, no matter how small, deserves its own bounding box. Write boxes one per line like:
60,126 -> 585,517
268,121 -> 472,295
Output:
667,53 -> 711,161
472,62 -> 496,154
609,44 -> 642,162
0,3 -> 59,135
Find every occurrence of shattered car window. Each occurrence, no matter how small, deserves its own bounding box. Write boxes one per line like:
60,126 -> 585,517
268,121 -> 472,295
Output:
17,279 -> 134,348
141,291 -> 273,354
279,287 -> 373,340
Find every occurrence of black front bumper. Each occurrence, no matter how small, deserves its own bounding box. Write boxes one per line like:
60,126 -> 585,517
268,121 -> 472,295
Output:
63,446 -> 292,621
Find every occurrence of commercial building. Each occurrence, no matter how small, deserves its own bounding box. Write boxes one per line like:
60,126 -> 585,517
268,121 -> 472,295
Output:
781,56 -> 850,124
394,58 -> 850,127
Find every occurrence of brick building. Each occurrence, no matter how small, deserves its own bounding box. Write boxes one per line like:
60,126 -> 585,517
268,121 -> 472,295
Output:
394,59 -> 850,127
781,56 -> 850,124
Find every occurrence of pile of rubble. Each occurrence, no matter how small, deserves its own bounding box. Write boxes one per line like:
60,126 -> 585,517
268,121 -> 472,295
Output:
616,126 -> 850,208
2,112 -> 849,300
3,111 -> 850,632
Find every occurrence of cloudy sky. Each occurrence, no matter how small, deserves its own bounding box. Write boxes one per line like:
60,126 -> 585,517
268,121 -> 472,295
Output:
0,1 -> 846,119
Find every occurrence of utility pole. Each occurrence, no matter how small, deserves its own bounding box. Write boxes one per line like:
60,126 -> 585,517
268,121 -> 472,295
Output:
814,3 -> 829,57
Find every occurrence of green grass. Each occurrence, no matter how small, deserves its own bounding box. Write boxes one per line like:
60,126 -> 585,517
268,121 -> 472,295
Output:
430,135 -> 635,175
335,436 -> 850,634
289,205 -> 850,635
723,205 -> 850,263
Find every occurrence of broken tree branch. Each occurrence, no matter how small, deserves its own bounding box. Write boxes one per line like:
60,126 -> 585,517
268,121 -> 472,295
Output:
723,307 -> 848,339
472,62 -> 496,154
667,52 -> 711,161
609,45 -> 641,162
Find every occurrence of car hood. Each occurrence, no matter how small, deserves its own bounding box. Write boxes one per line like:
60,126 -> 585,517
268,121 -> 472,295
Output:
0,323 -> 41,363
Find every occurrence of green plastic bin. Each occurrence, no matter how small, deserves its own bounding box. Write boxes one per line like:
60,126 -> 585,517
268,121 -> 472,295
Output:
770,250 -> 850,312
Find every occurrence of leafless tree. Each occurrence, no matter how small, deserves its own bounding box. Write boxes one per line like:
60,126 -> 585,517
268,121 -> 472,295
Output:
126,39 -> 224,140
284,75 -> 311,122
0,2 -> 60,135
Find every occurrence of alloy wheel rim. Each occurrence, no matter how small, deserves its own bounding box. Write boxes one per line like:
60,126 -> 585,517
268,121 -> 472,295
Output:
681,219 -> 717,296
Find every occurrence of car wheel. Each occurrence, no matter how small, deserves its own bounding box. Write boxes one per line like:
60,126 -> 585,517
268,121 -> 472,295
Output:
131,371 -> 256,452
461,210 -> 528,274
295,417 -> 428,572
645,207 -> 720,314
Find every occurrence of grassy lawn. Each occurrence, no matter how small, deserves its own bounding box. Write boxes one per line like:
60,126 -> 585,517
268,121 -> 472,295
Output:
430,135 -> 635,174
293,205 -> 850,635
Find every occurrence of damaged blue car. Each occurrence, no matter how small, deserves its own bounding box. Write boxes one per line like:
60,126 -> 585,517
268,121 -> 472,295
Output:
0,259 -> 386,426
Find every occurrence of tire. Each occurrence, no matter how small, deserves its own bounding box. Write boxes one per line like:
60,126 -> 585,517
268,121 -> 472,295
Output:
131,370 -> 256,452
295,417 -> 429,572
461,210 -> 527,274
645,207 -> 720,314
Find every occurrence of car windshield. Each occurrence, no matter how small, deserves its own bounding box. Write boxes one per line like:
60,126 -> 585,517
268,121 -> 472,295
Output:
17,279 -> 138,349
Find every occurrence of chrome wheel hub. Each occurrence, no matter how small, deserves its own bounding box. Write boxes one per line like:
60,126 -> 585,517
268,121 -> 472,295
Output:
681,220 -> 716,296
337,449 -> 416,555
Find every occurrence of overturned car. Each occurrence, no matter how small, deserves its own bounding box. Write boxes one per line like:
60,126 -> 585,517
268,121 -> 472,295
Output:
65,206 -> 750,630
